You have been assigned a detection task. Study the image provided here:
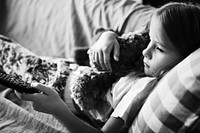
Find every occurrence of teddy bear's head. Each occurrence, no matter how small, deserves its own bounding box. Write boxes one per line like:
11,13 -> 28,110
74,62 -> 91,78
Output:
68,30 -> 150,111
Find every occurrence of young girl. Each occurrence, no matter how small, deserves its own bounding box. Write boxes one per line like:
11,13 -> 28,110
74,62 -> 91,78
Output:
21,2 -> 200,133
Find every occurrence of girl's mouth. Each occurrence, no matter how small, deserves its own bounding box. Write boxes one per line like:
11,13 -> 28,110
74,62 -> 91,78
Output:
144,62 -> 149,68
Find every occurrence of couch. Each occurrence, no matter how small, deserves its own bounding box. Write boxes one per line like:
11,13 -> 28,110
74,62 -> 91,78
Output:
0,0 -> 153,58
0,0 -> 200,133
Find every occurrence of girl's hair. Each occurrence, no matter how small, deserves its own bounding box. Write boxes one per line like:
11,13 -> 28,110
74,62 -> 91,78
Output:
154,2 -> 200,58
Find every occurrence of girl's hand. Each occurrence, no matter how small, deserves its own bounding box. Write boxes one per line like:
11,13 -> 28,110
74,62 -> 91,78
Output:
21,83 -> 64,115
87,31 -> 120,71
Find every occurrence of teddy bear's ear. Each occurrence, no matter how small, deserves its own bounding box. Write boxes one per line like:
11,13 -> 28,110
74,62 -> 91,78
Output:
140,28 -> 150,43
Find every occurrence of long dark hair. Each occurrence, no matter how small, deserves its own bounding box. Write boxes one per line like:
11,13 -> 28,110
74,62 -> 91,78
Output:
126,1 -> 200,98
155,2 -> 200,58
124,2 -> 200,93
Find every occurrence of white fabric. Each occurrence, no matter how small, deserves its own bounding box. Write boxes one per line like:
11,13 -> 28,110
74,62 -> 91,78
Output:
110,77 -> 155,124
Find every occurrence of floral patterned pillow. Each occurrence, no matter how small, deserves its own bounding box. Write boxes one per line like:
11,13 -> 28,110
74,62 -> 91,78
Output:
0,35 -> 77,98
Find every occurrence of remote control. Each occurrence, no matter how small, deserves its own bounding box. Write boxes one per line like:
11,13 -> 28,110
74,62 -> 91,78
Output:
0,72 -> 39,94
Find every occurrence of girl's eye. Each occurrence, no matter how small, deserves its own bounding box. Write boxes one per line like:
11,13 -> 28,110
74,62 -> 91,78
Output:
156,47 -> 164,53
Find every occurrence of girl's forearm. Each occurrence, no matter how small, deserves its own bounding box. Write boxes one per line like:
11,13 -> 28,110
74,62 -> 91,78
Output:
53,100 -> 102,133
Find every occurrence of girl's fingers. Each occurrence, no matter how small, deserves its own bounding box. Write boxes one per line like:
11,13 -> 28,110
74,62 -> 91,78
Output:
88,49 -> 99,68
113,43 -> 120,61
87,46 -> 111,70
88,50 -> 94,66
93,51 -> 99,65
31,83 -> 55,95
14,90 -> 23,99
87,48 -> 91,54
92,50 -> 97,64
99,51 -> 108,70
89,50 -> 112,71
21,93 -> 40,101
103,52 -> 112,71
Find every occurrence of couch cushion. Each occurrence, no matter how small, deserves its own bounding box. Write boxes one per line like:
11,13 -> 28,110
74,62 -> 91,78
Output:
130,47 -> 200,133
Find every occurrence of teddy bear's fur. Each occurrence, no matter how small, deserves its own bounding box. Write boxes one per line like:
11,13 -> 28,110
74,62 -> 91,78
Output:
0,29 -> 150,111
67,29 -> 150,110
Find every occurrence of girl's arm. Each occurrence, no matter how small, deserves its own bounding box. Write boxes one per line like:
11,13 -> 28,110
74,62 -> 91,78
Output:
21,83 -> 125,133
87,31 -> 120,71
55,104 -> 124,133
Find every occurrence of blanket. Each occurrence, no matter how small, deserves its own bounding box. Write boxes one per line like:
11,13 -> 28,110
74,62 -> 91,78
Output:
0,96 -> 69,133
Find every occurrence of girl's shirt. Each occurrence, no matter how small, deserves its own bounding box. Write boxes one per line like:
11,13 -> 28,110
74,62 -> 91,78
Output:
107,76 -> 155,127
86,75 -> 155,125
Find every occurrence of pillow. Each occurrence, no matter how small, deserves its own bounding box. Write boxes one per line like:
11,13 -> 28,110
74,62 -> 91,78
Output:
0,35 -> 76,98
130,47 -> 200,133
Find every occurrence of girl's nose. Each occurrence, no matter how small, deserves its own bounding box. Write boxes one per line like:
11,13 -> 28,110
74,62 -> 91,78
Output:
142,44 -> 152,59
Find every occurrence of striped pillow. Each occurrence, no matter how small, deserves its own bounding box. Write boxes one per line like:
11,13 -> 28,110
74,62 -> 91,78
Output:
130,47 -> 200,133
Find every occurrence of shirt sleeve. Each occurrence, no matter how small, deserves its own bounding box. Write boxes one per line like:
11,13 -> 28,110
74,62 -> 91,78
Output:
111,77 -> 155,124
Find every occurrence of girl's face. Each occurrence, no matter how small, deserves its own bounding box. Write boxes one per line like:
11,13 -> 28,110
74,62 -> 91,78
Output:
143,16 -> 183,76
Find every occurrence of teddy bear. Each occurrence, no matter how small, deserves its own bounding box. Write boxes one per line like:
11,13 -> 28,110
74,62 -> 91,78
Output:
68,29 -> 150,110
0,29 -> 150,111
